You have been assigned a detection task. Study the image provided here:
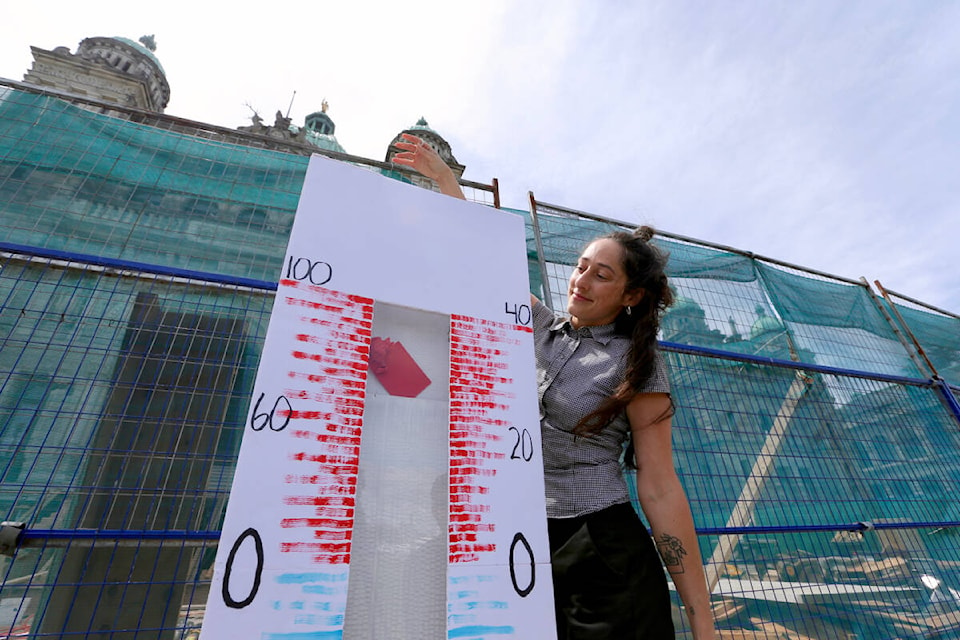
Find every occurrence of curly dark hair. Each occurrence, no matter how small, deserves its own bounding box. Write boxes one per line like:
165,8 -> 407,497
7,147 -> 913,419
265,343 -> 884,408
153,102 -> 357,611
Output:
574,225 -> 675,437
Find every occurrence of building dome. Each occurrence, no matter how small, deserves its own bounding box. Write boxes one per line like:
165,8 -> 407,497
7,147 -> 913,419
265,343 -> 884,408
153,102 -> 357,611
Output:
305,106 -> 335,136
112,36 -> 166,74
750,305 -> 784,339
22,34 -> 171,112
75,35 -> 170,110
661,296 -> 726,345
302,101 -> 345,153
236,100 -> 346,154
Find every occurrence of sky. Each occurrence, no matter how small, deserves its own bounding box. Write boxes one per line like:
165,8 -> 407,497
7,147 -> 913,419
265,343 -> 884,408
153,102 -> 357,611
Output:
3,1 -> 959,313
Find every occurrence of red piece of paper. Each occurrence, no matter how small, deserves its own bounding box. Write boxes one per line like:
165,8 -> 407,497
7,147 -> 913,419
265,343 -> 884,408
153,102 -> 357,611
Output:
369,337 -> 432,398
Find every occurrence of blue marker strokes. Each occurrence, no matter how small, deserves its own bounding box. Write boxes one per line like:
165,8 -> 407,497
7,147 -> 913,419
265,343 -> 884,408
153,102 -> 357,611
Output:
302,584 -> 341,595
448,625 -> 515,638
462,600 -> 509,611
276,572 -> 347,584
293,614 -> 317,624
448,572 -> 512,636
290,614 -> 342,626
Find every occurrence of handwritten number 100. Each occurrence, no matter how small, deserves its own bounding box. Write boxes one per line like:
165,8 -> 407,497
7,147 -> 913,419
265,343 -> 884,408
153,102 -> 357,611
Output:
286,256 -> 332,285
250,393 -> 292,432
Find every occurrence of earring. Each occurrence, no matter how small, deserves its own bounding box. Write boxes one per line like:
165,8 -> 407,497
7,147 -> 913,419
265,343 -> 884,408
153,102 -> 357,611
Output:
625,306 -> 632,316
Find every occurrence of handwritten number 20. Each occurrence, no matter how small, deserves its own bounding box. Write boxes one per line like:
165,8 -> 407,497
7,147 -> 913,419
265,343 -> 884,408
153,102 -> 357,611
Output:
509,426 -> 534,462
250,393 -> 292,432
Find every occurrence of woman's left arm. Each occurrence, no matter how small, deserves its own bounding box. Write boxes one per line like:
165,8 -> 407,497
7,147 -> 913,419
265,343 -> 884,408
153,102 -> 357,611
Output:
628,392 -> 715,639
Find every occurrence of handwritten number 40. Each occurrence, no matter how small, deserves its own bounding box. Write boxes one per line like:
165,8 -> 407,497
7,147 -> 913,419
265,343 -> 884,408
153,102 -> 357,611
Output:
250,393 -> 292,432
504,302 -> 531,326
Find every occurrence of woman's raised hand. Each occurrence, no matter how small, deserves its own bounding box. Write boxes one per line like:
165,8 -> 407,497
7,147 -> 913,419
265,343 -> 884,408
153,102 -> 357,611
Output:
391,133 -> 465,199
392,133 -> 446,181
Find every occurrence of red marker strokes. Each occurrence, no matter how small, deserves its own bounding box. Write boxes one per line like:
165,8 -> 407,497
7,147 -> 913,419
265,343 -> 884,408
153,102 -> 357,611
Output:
276,286 -> 373,565
448,315 -> 527,563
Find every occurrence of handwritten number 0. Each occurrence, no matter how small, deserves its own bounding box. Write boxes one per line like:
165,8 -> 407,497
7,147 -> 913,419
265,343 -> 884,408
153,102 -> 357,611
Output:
509,532 -> 535,597
222,527 -> 264,609
250,393 -> 292,432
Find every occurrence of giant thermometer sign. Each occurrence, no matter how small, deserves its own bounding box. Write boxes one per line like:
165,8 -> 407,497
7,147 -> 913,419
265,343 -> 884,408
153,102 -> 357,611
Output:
200,155 -> 555,639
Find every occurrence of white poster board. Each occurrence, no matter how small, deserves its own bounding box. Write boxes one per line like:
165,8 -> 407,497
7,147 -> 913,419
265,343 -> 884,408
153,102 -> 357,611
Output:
200,155 -> 555,640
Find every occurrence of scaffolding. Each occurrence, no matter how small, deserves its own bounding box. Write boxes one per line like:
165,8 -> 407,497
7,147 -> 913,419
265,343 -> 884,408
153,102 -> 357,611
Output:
1,80 -> 959,639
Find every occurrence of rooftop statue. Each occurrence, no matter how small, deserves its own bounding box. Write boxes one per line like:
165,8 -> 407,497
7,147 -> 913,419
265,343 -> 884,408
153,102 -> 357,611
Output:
138,35 -> 157,52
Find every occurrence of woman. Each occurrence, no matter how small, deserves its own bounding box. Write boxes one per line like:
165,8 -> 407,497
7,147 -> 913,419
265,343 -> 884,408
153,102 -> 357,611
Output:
393,134 -> 715,639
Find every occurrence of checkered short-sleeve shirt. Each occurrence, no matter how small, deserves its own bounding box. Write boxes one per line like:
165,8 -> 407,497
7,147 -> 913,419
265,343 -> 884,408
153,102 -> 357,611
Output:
533,300 -> 670,518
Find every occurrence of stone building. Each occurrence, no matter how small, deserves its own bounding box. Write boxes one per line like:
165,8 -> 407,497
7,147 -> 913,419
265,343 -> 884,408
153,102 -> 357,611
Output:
237,99 -> 348,154
20,35 -> 465,182
23,35 -> 170,112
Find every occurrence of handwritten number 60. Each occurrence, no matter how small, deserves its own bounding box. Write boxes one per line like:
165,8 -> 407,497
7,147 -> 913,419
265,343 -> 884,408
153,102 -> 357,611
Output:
222,527 -> 264,609
250,393 -> 292,432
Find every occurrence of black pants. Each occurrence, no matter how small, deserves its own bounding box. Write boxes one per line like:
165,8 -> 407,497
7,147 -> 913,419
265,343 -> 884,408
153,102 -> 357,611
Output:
549,503 -> 675,639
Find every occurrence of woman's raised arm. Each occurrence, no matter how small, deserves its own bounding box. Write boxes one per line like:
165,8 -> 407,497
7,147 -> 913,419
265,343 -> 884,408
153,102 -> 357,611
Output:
391,133 -> 465,200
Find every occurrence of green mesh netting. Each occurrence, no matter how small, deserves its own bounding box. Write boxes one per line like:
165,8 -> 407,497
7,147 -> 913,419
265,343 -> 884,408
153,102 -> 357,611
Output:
529,204 -> 926,376
0,88 -> 306,280
891,302 -> 960,386
757,263 -> 889,335
3,83 -> 960,640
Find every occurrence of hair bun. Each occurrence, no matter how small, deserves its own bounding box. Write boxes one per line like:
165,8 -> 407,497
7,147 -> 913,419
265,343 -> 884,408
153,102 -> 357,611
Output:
633,226 -> 655,242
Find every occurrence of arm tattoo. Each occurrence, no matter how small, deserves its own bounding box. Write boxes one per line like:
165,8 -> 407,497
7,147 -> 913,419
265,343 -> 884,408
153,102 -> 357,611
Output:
656,533 -> 688,574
